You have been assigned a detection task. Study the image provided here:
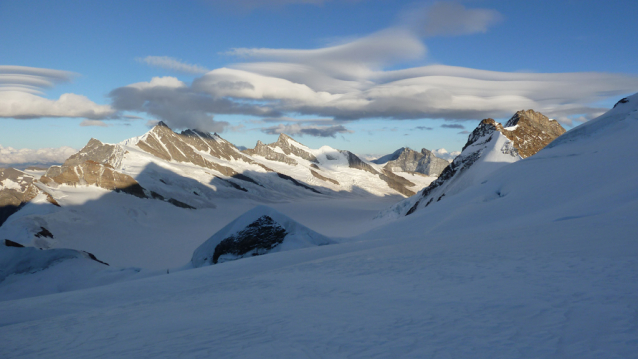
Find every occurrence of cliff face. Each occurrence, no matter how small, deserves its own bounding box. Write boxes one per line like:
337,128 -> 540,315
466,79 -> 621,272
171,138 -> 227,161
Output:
41,161 -> 146,198
0,168 -> 42,226
243,140 -> 298,166
135,122 -> 249,177
501,110 -> 566,158
380,109 -> 566,218
61,138 -> 125,169
383,148 -> 449,176
242,134 -> 319,165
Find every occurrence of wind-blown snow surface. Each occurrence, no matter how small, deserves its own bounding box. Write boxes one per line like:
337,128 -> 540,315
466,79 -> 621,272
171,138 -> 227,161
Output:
1,95 -> 637,357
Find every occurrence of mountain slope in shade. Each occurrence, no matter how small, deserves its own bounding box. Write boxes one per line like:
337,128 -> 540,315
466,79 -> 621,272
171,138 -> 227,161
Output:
378,109 -> 565,219
191,205 -> 334,267
0,239 -> 145,301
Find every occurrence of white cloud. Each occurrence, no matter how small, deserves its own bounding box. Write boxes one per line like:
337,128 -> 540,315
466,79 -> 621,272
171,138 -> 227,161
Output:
109,2 -> 638,130
433,148 -> 461,161
0,65 -> 75,95
108,76 -> 271,132
79,119 -> 109,127
0,144 -> 77,165
227,28 -> 426,82
137,56 -> 210,75
261,123 -> 352,137
0,91 -> 115,119
0,66 -> 115,120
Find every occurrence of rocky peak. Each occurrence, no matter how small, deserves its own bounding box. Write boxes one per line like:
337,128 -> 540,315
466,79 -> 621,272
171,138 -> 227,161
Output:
243,140 -> 298,166
381,147 -> 449,177
462,119 -> 502,151
276,133 -> 294,145
270,133 -> 319,163
371,147 -> 409,165
501,110 -> 566,158
0,168 -> 42,226
181,129 -> 215,141
62,138 -> 124,169
461,112 -> 565,158
177,129 -> 245,161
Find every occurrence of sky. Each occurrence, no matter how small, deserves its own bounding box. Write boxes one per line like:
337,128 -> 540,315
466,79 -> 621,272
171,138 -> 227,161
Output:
1,0 -> 637,165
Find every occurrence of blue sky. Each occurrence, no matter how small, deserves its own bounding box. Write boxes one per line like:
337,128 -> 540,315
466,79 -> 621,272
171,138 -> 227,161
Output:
1,0 -> 637,164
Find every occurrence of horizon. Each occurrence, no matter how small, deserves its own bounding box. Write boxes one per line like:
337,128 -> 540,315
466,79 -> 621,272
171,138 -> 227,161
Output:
1,0 -> 637,165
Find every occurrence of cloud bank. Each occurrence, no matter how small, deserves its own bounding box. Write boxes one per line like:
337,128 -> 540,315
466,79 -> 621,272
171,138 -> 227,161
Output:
116,1 -> 638,131
137,56 -> 210,75
260,123 -> 352,137
0,144 -> 77,166
0,65 -> 115,120
432,148 -> 461,161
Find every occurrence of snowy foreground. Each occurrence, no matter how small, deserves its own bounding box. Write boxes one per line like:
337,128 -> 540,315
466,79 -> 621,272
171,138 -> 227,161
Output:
1,97 -> 638,357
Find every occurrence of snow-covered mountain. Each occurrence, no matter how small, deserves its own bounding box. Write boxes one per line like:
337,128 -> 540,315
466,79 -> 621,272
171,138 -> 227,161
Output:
0,123 -> 435,267
1,95 -> 636,358
379,109 -> 565,218
192,205 -> 334,267
372,147 -> 449,176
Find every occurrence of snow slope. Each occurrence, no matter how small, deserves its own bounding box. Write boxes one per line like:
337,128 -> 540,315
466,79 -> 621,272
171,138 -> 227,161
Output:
0,241 -> 144,301
0,95 -> 636,357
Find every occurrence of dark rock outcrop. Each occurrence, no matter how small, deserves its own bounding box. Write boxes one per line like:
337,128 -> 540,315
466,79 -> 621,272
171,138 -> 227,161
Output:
191,206 -> 334,267
211,215 -> 287,264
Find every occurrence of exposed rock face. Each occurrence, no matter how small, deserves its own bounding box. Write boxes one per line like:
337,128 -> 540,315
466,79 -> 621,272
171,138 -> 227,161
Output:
341,150 -> 379,175
371,148 -> 404,165
385,109 -> 566,217
472,110 -> 566,159
379,169 -> 416,197
310,169 -> 339,185
382,147 -> 449,176
179,129 -> 245,162
243,134 -> 319,165
0,168 -> 41,226
340,150 -> 416,195
243,140 -> 298,166
136,122 -> 246,177
42,161 -> 147,198
272,134 -> 319,163
62,138 -> 124,169
211,215 -> 287,264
